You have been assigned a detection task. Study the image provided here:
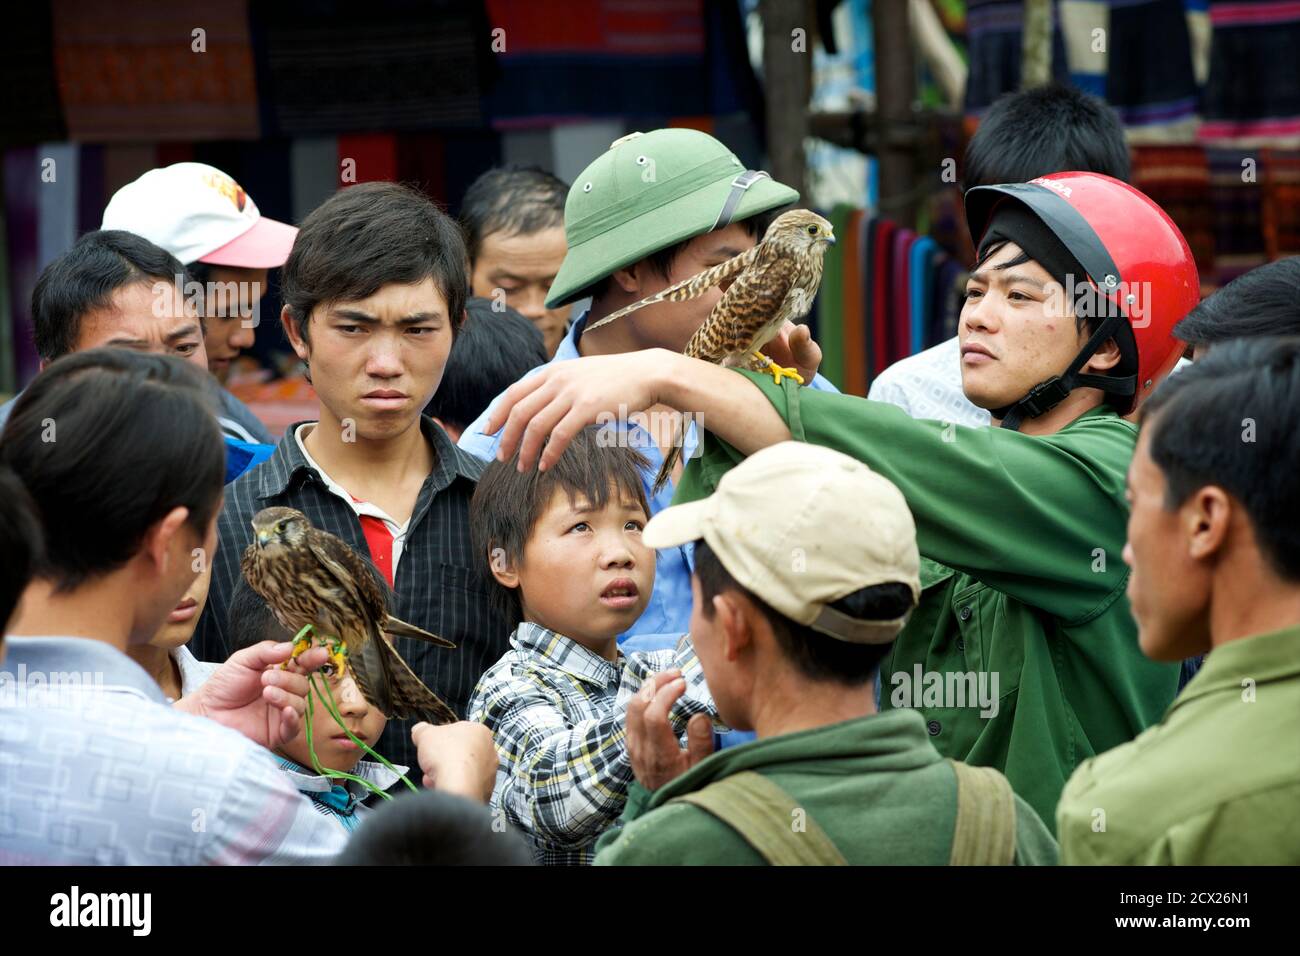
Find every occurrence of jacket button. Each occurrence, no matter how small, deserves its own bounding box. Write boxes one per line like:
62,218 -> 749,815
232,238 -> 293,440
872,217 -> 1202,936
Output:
959,605 -> 973,622
956,638 -> 965,651
927,720 -> 942,736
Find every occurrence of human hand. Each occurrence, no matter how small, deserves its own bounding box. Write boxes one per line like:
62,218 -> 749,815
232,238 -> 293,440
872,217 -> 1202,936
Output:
412,720 -> 498,803
625,670 -> 715,791
174,640 -> 329,748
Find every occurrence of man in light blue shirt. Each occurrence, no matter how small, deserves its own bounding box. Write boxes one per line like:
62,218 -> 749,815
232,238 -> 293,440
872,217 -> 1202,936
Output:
460,128 -> 836,652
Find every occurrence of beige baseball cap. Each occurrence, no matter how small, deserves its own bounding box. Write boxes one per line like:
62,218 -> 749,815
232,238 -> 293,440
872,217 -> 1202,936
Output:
644,442 -> 921,644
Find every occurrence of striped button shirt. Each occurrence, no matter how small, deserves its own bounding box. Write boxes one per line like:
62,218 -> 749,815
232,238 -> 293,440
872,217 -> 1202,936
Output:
467,622 -> 717,866
191,415 -> 512,774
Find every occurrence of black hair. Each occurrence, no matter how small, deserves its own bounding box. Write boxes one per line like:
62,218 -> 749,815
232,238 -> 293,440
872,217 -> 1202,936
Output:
31,229 -> 193,361
0,467 -> 42,630
283,182 -> 468,345
334,790 -> 535,866
964,83 -> 1130,191
1140,335 -> 1300,581
0,349 -> 225,593
469,428 -> 650,627
1174,257 -> 1300,347
459,166 -> 569,263
692,538 -> 914,685
587,208 -> 778,302
226,576 -> 294,655
424,298 -> 547,433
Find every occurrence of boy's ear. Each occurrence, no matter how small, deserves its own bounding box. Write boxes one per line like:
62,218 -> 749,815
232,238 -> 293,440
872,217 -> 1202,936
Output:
488,547 -> 519,589
281,304 -> 310,363
714,592 -> 753,662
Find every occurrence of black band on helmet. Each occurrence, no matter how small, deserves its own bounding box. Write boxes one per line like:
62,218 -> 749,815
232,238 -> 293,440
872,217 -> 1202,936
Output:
994,311 -> 1137,430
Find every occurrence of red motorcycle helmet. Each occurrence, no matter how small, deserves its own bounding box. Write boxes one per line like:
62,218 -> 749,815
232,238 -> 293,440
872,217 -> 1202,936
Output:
964,172 -> 1200,428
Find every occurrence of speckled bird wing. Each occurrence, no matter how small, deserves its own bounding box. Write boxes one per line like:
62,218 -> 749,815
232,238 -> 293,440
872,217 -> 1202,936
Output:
685,244 -> 796,363
582,243 -> 763,333
304,528 -> 388,632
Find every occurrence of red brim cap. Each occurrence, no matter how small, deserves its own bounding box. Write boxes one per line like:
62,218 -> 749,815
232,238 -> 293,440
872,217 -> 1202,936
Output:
198,215 -> 298,269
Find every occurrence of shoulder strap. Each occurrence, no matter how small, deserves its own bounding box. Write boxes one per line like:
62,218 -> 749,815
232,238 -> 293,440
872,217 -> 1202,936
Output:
670,771 -> 848,866
947,759 -> 1018,865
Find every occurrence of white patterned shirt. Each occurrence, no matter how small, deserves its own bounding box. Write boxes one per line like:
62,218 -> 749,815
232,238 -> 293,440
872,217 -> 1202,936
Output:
0,636 -> 348,865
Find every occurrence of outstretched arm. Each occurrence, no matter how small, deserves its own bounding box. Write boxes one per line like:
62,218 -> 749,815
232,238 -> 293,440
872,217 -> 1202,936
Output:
486,348 -> 795,472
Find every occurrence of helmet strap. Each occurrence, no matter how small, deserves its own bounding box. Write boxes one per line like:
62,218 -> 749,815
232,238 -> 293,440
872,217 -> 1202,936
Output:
995,312 -> 1137,431
711,170 -> 771,232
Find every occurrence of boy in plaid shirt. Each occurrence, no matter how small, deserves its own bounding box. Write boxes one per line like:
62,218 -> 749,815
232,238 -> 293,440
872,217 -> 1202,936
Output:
467,428 -> 714,865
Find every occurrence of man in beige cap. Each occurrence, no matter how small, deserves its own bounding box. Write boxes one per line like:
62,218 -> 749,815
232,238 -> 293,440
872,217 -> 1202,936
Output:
594,442 -> 1057,865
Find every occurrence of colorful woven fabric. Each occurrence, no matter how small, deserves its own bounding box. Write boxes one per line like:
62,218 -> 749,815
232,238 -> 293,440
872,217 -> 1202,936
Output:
53,0 -> 258,142
1201,1 -> 1300,144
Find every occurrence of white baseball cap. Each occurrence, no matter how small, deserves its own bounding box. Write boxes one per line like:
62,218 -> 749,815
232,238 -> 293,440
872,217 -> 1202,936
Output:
644,442 -> 922,644
101,162 -> 297,269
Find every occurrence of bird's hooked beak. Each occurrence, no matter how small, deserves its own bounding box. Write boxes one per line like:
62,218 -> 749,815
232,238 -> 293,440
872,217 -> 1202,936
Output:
823,231 -> 837,246
255,526 -> 272,549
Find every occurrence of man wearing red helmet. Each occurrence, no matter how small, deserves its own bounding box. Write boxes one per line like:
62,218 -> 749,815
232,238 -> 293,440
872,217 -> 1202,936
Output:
483,172 -> 1199,832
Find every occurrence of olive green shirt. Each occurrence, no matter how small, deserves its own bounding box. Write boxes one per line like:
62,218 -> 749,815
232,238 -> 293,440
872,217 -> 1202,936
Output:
1058,624 -> 1300,864
673,372 -> 1179,831
593,709 -> 1058,865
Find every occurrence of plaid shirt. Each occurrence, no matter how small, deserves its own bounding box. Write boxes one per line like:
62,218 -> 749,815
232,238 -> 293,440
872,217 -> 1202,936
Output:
468,622 -> 716,866
191,416 -> 512,773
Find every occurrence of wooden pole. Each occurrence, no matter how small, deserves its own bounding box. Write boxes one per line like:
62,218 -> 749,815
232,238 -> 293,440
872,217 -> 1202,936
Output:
873,0 -> 918,227
761,0 -> 810,200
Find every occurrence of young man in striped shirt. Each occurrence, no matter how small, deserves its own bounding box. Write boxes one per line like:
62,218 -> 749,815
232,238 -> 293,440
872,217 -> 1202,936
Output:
193,182 -> 511,774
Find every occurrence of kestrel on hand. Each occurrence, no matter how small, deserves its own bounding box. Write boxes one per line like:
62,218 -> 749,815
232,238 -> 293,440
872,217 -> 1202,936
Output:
242,507 -> 458,725
583,208 -> 836,489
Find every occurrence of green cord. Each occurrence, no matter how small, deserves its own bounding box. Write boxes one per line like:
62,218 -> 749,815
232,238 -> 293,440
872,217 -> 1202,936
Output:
288,622 -> 417,801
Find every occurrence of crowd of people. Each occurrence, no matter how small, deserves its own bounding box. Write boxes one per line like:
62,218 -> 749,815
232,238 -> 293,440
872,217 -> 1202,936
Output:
1,82 -> 1297,866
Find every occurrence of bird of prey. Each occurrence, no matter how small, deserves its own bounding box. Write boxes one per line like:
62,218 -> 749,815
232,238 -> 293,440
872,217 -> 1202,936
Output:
584,208 -> 835,490
241,506 -> 458,725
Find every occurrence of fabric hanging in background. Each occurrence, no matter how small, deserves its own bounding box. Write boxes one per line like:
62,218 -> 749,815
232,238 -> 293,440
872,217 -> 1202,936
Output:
290,138 -> 339,225
841,209 -> 868,397
1057,0 -> 1107,98
890,229 -> 917,370
252,0 -> 487,137
870,218 -> 897,380
963,0 -> 1069,117
36,145 -> 79,276
1129,145 -> 1214,278
862,215 -> 878,387
1207,146 -> 1267,286
1262,148 -> 1300,260
53,0 -> 259,142
483,0 -> 713,124
1201,0 -> 1300,145
909,237 -> 940,357
1105,0 -> 1198,134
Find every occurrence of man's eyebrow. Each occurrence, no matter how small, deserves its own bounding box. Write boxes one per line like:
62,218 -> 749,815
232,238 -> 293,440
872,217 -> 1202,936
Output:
164,323 -> 203,342
706,246 -> 745,262
329,308 -> 444,325
968,269 -> 1047,289
103,336 -> 150,347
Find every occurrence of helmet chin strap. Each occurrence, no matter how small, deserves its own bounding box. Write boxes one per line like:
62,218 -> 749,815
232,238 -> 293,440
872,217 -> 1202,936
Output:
994,312 -> 1137,431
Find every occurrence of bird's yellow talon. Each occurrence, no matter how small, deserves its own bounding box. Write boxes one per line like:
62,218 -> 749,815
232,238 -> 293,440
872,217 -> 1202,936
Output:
752,351 -> 804,386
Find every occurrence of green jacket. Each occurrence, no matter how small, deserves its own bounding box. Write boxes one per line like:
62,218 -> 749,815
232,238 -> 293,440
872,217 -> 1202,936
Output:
674,372 -> 1179,831
1058,624 -> 1300,864
593,709 -> 1058,865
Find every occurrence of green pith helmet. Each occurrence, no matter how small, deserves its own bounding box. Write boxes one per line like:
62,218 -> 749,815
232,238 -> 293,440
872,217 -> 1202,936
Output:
545,128 -> 799,309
